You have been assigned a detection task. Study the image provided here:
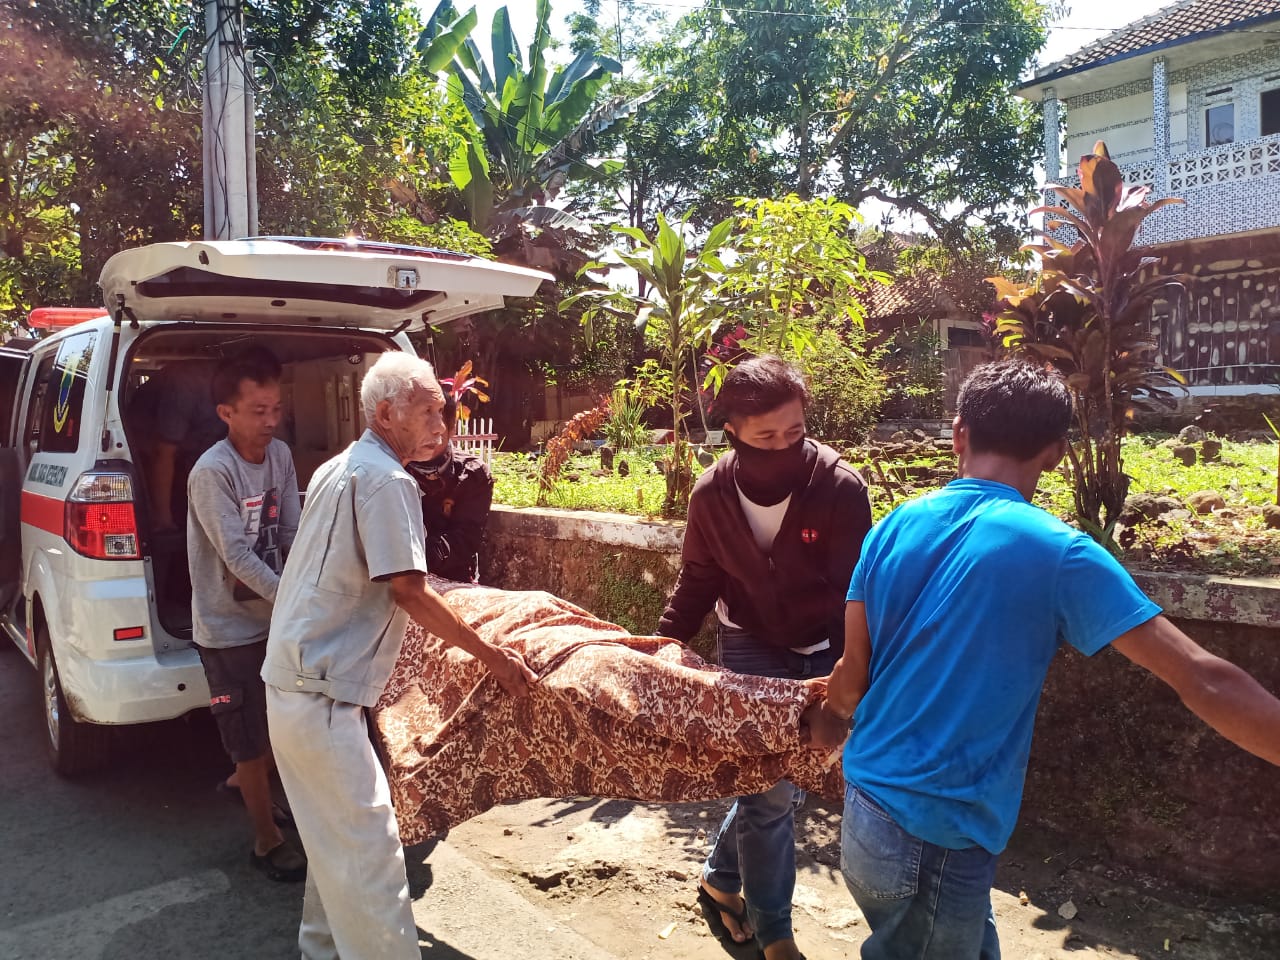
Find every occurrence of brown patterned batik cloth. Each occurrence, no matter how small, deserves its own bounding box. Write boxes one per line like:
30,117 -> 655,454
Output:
371,578 -> 845,845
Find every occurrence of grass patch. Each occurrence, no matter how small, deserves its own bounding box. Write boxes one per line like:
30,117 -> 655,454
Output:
492,448 -> 704,517
492,435 -> 1280,575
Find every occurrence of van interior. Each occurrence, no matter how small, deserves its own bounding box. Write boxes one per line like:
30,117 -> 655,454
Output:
121,327 -> 399,640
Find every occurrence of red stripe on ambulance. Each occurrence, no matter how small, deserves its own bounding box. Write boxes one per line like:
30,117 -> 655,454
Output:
20,491 -> 63,536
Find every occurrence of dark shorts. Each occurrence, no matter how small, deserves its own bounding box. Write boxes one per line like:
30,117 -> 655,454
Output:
196,639 -> 270,764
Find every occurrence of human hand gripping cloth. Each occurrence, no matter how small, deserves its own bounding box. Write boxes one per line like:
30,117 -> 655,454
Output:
372,577 -> 845,844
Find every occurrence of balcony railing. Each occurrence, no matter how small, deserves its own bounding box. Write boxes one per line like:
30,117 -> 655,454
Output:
1168,136 -> 1280,192
1051,136 -> 1280,194
1044,135 -> 1280,245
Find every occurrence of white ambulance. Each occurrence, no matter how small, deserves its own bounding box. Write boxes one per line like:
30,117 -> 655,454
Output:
0,237 -> 549,774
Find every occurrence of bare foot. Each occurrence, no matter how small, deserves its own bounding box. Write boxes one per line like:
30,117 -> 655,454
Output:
698,880 -> 753,943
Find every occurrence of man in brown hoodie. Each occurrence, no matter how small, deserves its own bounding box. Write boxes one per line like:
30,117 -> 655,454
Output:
658,355 -> 873,960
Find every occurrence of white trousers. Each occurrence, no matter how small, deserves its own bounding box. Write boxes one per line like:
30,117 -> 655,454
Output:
266,686 -> 419,960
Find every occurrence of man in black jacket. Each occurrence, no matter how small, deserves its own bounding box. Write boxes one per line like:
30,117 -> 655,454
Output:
658,355 -> 872,960
407,388 -> 495,583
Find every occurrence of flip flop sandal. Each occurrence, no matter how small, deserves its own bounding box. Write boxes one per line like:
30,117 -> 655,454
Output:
250,841 -> 307,883
696,884 -> 753,945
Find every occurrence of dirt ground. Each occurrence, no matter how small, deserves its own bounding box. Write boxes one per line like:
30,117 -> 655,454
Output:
438,795 -> 1280,960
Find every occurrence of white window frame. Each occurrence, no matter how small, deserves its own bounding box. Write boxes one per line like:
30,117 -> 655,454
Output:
1203,88 -> 1236,148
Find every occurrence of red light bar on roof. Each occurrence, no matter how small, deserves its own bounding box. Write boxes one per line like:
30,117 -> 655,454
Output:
29,307 -> 109,330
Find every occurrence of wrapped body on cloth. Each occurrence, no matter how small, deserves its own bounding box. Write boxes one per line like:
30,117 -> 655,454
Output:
372,577 -> 845,845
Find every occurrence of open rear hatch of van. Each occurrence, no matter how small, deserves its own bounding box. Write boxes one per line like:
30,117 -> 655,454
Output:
100,237 -> 552,329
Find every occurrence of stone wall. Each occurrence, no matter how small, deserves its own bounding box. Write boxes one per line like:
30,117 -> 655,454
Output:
481,506 -> 696,648
480,506 -> 1280,894
1133,389 -> 1280,434
1024,572 -> 1280,895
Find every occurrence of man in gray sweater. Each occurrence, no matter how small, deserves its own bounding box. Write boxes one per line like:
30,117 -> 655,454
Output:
187,346 -> 305,882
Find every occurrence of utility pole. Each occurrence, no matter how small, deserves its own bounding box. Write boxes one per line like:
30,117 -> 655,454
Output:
202,0 -> 257,240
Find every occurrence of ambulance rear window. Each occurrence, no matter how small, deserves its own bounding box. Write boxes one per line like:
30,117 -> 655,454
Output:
36,332 -> 97,454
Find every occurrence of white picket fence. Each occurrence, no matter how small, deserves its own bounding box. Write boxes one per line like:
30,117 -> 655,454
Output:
454,417 -> 496,467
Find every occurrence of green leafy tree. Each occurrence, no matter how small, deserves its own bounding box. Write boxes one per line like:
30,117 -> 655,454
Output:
638,0 -> 1051,237
243,1 -> 480,245
408,1 -> 664,446
419,1 -> 634,244
0,1 -> 202,329
565,213 -> 736,514
709,195 -> 888,387
801,326 -> 887,442
561,1 -> 698,237
1,0 -> 465,332
991,141 -> 1189,547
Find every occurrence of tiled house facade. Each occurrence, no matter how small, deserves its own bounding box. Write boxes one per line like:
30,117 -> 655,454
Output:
1019,0 -> 1280,394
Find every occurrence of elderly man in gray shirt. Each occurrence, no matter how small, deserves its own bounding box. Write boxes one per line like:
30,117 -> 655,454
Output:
262,351 -> 535,960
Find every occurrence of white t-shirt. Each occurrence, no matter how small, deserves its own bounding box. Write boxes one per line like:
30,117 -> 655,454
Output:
715,486 -> 791,629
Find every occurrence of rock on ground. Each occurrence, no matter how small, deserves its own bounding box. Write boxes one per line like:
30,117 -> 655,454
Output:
1187,490 -> 1227,514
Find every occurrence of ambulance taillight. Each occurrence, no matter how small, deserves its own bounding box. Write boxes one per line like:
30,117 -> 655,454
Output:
64,472 -> 141,560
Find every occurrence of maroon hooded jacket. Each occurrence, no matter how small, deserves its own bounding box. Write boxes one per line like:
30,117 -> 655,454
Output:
658,439 -> 873,652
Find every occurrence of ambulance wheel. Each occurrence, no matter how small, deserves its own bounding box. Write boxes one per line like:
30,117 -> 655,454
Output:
38,631 -> 110,777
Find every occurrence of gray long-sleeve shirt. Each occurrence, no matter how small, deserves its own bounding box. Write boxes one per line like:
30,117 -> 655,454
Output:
187,438 -> 300,649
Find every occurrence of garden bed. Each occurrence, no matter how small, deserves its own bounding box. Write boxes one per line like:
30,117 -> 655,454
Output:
491,434 -> 1280,577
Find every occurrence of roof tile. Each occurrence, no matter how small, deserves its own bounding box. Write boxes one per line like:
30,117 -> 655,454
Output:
1035,0 -> 1280,82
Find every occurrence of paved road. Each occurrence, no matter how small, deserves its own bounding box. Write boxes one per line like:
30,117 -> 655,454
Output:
0,645 -> 618,960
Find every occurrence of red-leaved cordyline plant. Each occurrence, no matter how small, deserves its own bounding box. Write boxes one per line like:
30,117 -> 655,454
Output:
438,360 -> 489,421
989,140 -> 1191,549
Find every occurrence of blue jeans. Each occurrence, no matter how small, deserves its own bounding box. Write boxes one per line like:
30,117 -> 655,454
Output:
702,624 -> 837,948
841,784 -> 1001,960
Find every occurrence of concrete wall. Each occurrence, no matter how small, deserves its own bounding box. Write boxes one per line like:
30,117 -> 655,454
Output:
480,505 -> 1280,894
1066,90 -> 1155,165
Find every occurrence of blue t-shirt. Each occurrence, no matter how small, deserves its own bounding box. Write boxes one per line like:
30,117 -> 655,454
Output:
843,478 -> 1161,854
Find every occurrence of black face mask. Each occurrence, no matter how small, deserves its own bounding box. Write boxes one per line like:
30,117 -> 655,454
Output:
409,444 -> 451,483
727,432 -> 808,506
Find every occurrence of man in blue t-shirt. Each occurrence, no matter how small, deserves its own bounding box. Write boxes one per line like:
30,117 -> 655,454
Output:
809,360 -> 1280,959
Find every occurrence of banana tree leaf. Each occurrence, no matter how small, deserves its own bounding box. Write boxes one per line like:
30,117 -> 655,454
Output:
532,87 -> 661,183
447,70 -> 489,132
449,139 -> 493,229
523,32 -> 549,163
529,0 -> 552,67
419,7 -> 479,72
456,36 -> 492,90
419,0 -> 455,45
491,6 -> 521,103
542,58 -> 620,142
422,0 -> 461,35
547,48 -> 621,106
489,205 -> 593,234
546,158 -> 625,187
